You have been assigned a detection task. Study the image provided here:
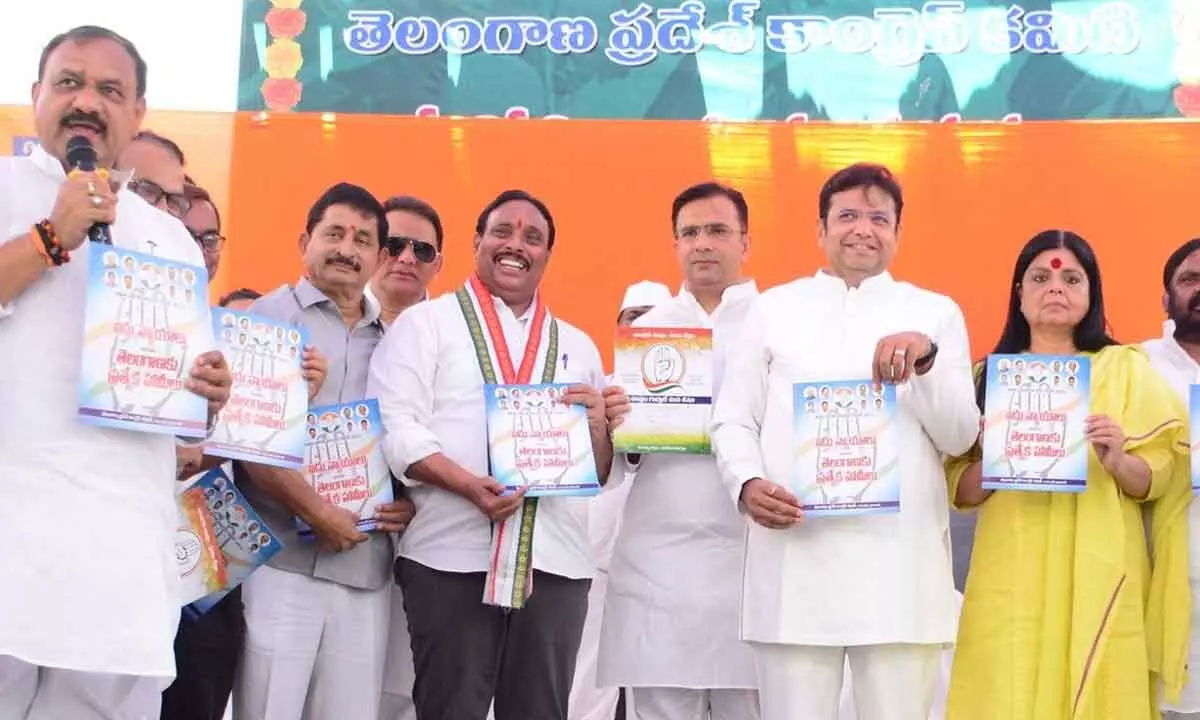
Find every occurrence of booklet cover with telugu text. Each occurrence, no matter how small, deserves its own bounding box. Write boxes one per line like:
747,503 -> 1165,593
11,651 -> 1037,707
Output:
791,380 -> 900,517
297,399 -> 393,535
206,309 -> 309,469
485,383 -> 600,497
79,247 -> 209,437
981,353 -> 1091,493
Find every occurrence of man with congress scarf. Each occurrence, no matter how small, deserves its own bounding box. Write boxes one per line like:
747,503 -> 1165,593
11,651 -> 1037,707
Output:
368,189 -> 625,719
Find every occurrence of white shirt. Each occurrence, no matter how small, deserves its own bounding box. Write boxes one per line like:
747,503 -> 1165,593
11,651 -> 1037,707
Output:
587,376 -> 636,573
364,284 -> 429,326
0,146 -> 207,677
599,281 -> 759,688
711,271 -> 979,646
367,290 -> 606,579
1141,325 -> 1200,713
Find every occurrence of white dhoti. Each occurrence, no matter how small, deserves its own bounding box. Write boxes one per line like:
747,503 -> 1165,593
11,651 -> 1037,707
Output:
631,687 -> 758,720
0,655 -> 164,720
568,568 -> 621,720
836,592 -> 959,720
755,643 -> 941,720
235,565 -> 390,720
379,585 -> 416,720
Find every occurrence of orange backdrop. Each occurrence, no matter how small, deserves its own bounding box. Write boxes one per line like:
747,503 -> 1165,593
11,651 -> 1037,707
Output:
4,105 -> 1197,365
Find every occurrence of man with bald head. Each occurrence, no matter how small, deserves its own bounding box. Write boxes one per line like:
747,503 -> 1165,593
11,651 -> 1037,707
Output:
116,130 -> 191,223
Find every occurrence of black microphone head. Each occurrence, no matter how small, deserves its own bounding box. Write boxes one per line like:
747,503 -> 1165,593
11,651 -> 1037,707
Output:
65,135 -> 98,171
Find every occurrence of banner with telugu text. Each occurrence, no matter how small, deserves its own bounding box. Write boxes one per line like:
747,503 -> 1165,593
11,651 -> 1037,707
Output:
238,0 -> 1200,122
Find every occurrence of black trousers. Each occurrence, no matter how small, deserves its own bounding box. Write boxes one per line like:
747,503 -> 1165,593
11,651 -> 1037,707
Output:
159,587 -> 245,720
397,558 -> 590,720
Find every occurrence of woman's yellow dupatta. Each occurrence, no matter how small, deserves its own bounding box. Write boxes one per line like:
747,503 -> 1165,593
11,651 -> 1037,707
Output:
1069,346 -> 1190,712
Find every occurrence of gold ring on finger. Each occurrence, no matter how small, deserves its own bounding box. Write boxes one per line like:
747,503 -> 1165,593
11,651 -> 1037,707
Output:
87,181 -> 97,194
766,485 -> 777,497
90,195 -> 103,208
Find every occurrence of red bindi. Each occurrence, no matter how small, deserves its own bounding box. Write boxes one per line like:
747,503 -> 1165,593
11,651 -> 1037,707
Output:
1050,257 -> 1062,269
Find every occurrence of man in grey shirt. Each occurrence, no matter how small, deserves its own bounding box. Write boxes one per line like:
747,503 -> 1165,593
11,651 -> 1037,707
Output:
234,182 -> 415,720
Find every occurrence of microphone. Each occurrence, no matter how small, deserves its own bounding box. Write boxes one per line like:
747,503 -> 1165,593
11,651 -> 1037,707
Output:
65,135 -> 112,245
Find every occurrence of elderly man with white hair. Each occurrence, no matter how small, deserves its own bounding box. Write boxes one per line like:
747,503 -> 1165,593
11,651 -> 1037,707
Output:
570,280 -> 672,720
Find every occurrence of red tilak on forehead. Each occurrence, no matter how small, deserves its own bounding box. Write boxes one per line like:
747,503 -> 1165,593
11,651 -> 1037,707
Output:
1050,257 -> 1062,269
515,218 -> 525,230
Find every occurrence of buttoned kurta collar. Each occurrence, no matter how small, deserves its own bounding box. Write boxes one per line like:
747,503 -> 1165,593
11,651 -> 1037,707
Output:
677,279 -> 758,323
812,269 -> 894,294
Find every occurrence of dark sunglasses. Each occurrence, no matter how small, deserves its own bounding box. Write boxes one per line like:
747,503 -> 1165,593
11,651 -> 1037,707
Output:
385,235 -> 438,263
128,177 -> 191,219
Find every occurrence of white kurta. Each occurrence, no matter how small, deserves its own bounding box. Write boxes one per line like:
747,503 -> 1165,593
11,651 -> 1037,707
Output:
711,271 -> 979,646
1141,325 -> 1200,714
598,282 -> 759,688
568,459 -> 634,720
0,147 -> 207,678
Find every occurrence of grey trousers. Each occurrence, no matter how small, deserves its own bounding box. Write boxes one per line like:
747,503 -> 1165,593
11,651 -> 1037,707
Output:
397,558 -> 591,720
1163,712 -> 1200,719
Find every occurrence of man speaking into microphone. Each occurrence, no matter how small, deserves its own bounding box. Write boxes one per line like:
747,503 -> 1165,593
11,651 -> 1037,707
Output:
0,26 -> 231,720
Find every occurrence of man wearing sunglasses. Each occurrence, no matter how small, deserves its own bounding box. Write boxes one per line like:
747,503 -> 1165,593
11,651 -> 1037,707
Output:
371,195 -> 444,720
182,182 -> 224,281
368,195 -> 444,327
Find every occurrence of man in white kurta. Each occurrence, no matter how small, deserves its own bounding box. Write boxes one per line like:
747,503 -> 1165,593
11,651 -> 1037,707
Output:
0,26 -> 229,720
1143,238 -> 1200,720
569,280 -> 672,720
599,183 -> 760,720
710,164 -> 979,720
368,190 -> 617,719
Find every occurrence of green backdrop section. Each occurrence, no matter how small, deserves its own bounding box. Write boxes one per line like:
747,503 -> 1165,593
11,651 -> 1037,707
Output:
239,0 -> 1196,121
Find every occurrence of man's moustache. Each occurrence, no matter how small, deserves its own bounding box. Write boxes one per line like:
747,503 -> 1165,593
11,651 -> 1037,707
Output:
326,256 -> 360,270
61,112 -> 107,133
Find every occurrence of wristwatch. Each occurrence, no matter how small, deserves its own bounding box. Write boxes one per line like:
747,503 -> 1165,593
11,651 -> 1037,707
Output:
914,340 -> 939,372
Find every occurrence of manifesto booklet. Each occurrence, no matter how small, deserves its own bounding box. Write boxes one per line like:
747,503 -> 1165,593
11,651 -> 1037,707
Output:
791,380 -> 900,517
485,383 -> 601,496
175,483 -> 227,607
79,247 -> 209,436
611,327 -> 714,454
981,354 -> 1090,493
185,465 -> 283,614
297,399 -> 393,535
205,309 -> 309,468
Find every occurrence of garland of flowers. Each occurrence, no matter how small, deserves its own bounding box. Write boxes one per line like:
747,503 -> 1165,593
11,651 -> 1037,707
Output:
261,0 -> 307,112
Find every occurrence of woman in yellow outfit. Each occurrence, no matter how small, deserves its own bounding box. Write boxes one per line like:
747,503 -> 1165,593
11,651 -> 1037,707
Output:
945,230 -> 1192,720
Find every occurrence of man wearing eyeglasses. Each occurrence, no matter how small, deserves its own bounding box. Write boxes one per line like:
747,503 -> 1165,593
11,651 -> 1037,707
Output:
368,195 -> 444,327
182,183 -> 224,281
163,179 -> 244,720
116,129 -> 191,221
